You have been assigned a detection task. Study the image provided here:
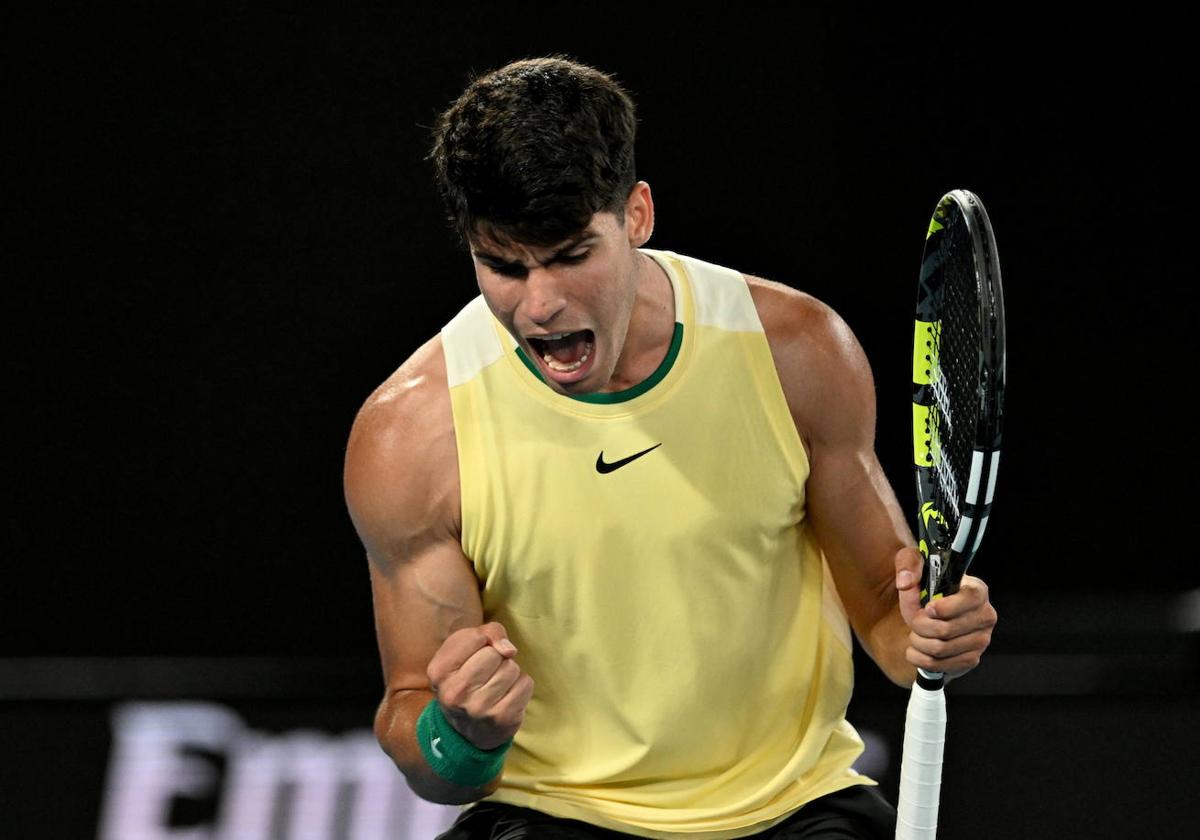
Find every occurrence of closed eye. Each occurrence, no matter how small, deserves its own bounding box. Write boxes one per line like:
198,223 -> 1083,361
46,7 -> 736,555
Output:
478,247 -> 590,278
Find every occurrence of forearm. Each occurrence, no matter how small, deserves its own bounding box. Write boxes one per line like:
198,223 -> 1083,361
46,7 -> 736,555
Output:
374,688 -> 502,805
863,605 -> 919,688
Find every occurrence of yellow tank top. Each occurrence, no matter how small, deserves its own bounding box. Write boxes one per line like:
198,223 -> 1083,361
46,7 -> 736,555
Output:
441,249 -> 871,838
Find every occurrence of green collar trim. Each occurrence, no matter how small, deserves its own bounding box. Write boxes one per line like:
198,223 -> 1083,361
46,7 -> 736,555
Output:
514,322 -> 684,404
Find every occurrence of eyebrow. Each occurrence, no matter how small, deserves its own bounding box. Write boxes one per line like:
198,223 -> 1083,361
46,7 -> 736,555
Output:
473,230 -> 598,269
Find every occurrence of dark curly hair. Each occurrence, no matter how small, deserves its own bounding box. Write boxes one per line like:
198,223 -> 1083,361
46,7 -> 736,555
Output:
430,56 -> 637,248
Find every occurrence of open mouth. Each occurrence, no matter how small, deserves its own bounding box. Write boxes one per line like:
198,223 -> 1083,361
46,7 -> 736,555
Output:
526,329 -> 595,377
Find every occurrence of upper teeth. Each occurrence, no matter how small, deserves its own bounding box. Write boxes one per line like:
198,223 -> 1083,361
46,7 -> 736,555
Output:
538,332 -> 572,340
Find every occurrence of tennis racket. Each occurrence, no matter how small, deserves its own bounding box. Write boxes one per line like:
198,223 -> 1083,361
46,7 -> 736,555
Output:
895,189 -> 1006,840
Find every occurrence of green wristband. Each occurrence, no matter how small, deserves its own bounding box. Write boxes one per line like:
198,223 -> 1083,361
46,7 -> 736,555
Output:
416,699 -> 512,787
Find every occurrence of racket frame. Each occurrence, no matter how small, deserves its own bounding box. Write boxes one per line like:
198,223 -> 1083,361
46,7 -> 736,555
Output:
896,190 -> 1005,840
912,189 -> 1006,613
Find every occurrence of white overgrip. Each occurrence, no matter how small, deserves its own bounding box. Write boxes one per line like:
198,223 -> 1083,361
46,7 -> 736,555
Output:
895,680 -> 948,839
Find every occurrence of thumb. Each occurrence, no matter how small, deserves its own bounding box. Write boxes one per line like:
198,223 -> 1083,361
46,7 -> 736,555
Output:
894,547 -> 924,627
480,621 -> 518,657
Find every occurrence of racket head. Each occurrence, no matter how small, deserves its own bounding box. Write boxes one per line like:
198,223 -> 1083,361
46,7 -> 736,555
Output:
912,189 -> 1006,604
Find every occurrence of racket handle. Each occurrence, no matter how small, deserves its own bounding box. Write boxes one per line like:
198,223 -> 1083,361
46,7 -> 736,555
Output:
895,672 -> 947,840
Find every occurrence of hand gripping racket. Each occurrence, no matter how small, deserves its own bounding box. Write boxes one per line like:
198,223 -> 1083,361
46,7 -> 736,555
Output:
895,190 -> 1006,839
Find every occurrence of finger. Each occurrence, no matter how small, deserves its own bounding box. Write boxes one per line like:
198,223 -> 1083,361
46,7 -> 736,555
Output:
491,673 -> 534,727
434,645 -> 504,705
479,622 -> 518,657
428,626 -> 497,680
925,577 -> 990,621
908,627 -> 993,662
908,599 -> 997,642
457,645 -> 510,692
895,547 -> 924,627
906,630 -> 992,675
462,673 -> 534,750
463,658 -> 522,716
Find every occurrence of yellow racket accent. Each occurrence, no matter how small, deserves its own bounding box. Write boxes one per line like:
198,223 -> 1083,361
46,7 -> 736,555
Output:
920,502 -> 947,531
913,403 -> 941,466
913,319 -> 939,385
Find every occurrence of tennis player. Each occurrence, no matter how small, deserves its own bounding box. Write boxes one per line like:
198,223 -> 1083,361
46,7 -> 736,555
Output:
344,57 -> 997,839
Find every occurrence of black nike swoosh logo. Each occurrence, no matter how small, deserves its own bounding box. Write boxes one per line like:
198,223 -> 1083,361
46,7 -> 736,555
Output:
595,443 -> 662,474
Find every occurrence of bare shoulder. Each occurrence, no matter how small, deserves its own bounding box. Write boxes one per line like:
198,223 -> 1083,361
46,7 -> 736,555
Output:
744,275 -> 867,376
343,335 -> 460,566
744,274 -> 876,449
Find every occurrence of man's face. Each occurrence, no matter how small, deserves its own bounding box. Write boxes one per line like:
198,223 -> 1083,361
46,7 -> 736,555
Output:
470,209 -> 644,396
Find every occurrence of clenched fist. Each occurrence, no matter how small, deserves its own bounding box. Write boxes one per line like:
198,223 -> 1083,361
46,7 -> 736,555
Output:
427,622 -> 535,750
895,547 -> 997,680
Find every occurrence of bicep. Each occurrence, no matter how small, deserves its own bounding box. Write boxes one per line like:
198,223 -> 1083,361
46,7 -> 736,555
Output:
802,329 -> 908,571
760,286 -> 913,632
368,541 -> 483,693
807,345 -> 910,628
342,339 -> 479,693
348,435 -> 479,694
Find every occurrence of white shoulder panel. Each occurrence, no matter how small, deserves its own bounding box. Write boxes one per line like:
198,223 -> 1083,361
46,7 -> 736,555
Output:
652,250 -> 763,333
441,296 -> 506,388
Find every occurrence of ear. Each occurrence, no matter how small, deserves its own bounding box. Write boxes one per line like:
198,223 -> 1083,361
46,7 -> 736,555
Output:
623,181 -> 655,248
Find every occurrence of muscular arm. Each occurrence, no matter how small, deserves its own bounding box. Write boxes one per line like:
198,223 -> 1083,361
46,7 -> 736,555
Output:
749,278 -> 996,687
345,336 -> 505,804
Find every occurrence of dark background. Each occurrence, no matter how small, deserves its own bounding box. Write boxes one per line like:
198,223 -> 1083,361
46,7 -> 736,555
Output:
10,5 -> 1195,656
6,5 -> 1197,838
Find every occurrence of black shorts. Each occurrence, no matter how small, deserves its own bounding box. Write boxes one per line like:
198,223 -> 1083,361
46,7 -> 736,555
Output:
436,785 -> 896,840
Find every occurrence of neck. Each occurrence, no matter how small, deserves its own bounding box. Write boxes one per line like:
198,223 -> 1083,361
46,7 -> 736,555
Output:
604,251 -> 676,392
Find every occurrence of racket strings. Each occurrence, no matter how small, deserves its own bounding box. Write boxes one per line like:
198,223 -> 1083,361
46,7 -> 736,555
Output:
929,221 -> 982,531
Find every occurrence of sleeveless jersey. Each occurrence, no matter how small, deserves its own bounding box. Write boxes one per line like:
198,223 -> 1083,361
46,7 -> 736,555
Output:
440,249 -> 871,838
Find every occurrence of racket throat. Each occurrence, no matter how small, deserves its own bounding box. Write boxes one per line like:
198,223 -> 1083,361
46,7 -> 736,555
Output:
921,550 -> 966,603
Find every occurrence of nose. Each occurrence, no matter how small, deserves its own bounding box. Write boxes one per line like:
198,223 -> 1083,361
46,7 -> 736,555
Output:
523,266 -> 567,326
